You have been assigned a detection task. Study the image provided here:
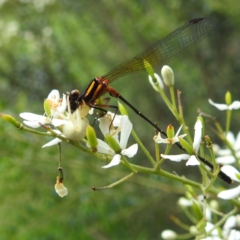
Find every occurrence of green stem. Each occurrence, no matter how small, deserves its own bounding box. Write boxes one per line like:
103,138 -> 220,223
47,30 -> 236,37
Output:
92,172 -> 135,190
131,129 -> 156,166
225,109 -> 232,135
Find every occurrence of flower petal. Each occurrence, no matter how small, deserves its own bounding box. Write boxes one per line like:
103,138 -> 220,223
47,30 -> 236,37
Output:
148,73 -> 164,91
91,139 -> 115,155
218,186 -> 240,199
229,101 -> 240,110
23,120 -> 42,128
51,119 -> 68,127
119,116 -> 132,149
48,89 -> 60,100
216,155 -> 235,165
178,197 -> 192,207
161,154 -> 190,162
186,155 -> 200,166
121,143 -> 138,158
235,132 -> 240,151
221,165 -> 240,182
193,120 -> 202,153
42,138 -> 62,148
62,118 -> 88,140
55,182 -> 68,197
228,230 -> 240,240
20,112 -> 46,121
175,125 -> 183,137
208,99 -> 228,110
102,154 -> 121,168
153,133 -> 169,144
56,93 -> 67,113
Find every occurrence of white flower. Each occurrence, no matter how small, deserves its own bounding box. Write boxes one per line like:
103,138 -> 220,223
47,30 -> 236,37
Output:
161,120 -> 202,166
222,215 -> 240,239
204,222 -> 221,238
154,125 -> 187,144
218,166 -> 240,200
20,89 -> 68,128
20,89 -> 89,147
213,132 -> 240,164
89,114 -> 138,168
45,89 -> 67,117
42,100 -> 89,147
208,99 -> 240,110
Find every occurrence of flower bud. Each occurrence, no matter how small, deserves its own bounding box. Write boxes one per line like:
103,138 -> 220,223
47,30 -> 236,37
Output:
166,124 -> 175,138
118,101 -> 128,116
105,134 -> 121,153
1,113 -> 20,127
209,200 -> 219,210
225,91 -> 232,106
86,125 -> 98,152
143,59 -> 155,77
179,138 -> 193,154
204,135 -> 212,148
192,199 -> 203,220
161,65 -> 174,86
161,230 -> 177,239
184,184 -> 195,196
196,218 -> 207,232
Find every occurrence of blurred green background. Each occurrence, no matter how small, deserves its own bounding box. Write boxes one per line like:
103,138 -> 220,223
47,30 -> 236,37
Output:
0,0 -> 240,239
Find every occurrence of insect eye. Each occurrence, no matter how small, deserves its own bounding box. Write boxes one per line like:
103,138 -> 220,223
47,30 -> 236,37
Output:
70,90 -> 80,99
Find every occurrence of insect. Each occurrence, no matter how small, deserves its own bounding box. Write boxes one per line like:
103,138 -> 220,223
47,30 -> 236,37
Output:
69,18 -> 232,184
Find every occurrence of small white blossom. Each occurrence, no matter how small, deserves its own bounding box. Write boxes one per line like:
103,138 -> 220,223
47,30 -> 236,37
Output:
223,215 -> 240,239
218,166 -> 240,200
213,132 -> 240,164
88,114 -> 138,168
161,120 -> 202,166
20,90 -> 89,147
208,99 -> 240,111
154,125 -> 187,144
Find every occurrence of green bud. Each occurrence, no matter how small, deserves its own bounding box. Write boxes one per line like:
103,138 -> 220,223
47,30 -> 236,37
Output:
161,65 -> 174,86
196,218 -> 207,232
225,91 -> 232,106
1,113 -> 21,127
105,134 -> 121,153
179,138 -> 193,154
118,102 -> 128,116
166,124 -> 175,138
143,59 -> 155,78
184,184 -> 195,196
86,125 -> 98,152
209,200 -> 219,210
204,135 -> 212,148
192,199 -> 203,220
